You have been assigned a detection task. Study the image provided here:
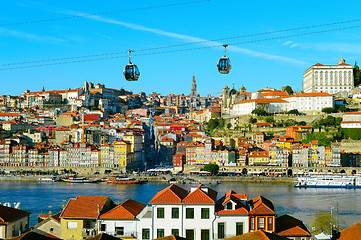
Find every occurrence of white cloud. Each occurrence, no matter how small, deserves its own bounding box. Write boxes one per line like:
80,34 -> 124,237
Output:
32,5 -> 310,66
290,44 -> 298,48
0,27 -> 65,42
283,41 -> 293,46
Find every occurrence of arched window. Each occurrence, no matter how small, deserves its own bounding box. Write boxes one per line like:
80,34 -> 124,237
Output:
325,71 -> 328,79
330,71 -> 333,80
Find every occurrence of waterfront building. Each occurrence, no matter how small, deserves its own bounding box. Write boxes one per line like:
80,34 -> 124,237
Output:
98,199 -> 145,238
248,196 -> 276,233
60,196 -> 115,240
303,57 -> 354,95
0,204 -> 30,239
248,151 -> 270,166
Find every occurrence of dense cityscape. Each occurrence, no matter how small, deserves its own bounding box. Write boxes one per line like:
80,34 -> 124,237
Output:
2,1 -> 361,240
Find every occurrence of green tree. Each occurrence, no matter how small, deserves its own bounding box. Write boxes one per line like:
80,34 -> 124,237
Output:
265,116 -> 275,123
227,123 -> 232,129
354,62 -> 361,86
311,210 -> 337,235
283,86 -> 294,95
322,107 -> 336,114
288,109 -> 299,115
202,163 -> 219,175
337,105 -> 348,112
298,121 -> 307,126
252,108 -> 267,116
249,117 -> 257,124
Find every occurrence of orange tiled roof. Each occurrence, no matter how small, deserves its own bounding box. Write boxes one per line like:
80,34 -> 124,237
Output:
249,195 -> 275,216
336,221 -> 361,240
224,230 -> 288,240
149,184 -> 188,204
60,196 -> 114,219
275,214 -> 311,237
100,199 -> 145,220
183,184 -> 217,204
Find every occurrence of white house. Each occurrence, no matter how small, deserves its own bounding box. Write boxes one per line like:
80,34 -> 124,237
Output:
98,199 -> 146,238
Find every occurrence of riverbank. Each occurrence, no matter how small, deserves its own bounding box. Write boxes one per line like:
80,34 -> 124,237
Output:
0,174 -> 295,184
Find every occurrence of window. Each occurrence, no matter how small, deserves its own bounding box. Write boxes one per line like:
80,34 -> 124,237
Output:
157,208 -> 164,218
267,217 -> 273,231
258,217 -> 265,229
250,218 -> 255,230
236,222 -> 244,235
172,229 -> 179,236
201,208 -> 210,219
157,229 -> 164,238
226,202 -> 233,210
142,229 -> 150,240
115,227 -> 124,236
186,208 -> 194,219
201,229 -> 210,240
218,223 -> 225,239
100,224 -> 106,231
85,220 -> 91,228
172,208 -> 179,219
67,222 -> 77,229
186,229 -> 195,240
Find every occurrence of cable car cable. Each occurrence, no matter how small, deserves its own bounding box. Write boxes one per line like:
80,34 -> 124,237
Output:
1,24 -> 361,71
0,0 -> 211,27
1,17 -> 361,67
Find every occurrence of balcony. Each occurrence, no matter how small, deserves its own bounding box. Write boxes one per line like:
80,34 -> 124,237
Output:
82,228 -> 98,238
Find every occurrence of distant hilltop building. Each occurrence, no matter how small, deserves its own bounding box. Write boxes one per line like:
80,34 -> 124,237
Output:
222,84 -> 251,112
190,75 -> 197,98
303,56 -> 354,95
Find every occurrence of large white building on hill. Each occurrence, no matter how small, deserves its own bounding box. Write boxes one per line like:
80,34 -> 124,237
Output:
303,57 -> 354,95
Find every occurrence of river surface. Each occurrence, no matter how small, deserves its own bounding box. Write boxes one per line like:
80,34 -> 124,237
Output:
1,181 -> 360,229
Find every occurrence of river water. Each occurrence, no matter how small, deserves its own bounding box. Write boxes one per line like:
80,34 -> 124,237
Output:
1,181 -> 360,229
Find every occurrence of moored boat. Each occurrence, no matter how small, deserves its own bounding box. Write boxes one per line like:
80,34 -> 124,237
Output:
38,177 -> 54,182
294,175 -> 361,188
104,176 -> 146,184
61,176 -> 99,183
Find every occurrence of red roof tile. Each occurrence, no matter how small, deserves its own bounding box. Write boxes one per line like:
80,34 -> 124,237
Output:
183,184 -> 217,204
336,221 -> 361,240
0,205 -> 30,223
249,196 -> 275,216
275,215 -> 311,237
60,196 -> 114,219
100,199 -> 145,220
149,184 -> 188,204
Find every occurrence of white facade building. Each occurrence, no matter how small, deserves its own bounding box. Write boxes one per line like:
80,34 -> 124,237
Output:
95,184 -> 277,240
303,57 -> 354,95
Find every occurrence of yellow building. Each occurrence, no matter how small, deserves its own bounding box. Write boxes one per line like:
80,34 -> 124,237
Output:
60,196 -> 115,240
114,140 -> 132,167
248,196 -> 276,233
248,151 -> 270,166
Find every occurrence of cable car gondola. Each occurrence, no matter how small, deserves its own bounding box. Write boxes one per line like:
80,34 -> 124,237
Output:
217,44 -> 231,74
123,49 -> 140,81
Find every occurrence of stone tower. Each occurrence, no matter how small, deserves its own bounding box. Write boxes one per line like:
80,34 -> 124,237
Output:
191,75 -> 197,97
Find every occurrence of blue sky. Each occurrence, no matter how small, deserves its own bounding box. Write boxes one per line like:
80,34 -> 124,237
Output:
1,0 -> 361,96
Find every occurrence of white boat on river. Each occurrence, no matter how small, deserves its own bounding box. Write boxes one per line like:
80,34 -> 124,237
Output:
294,175 -> 361,188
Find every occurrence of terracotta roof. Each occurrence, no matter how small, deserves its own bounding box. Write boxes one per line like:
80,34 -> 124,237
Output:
336,221 -> 361,240
183,184 -> 217,204
9,231 -> 59,240
313,63 -> 324,66
249,196 -> 275,216
343,112 -> 361,115
224,230 -> 288,240
149,184 -> 188,204
60,196 -> 114,219
100,199 -> 145,220
0,205 -> 30,223
275,214 -> 311,237
153,234 -> 189,240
